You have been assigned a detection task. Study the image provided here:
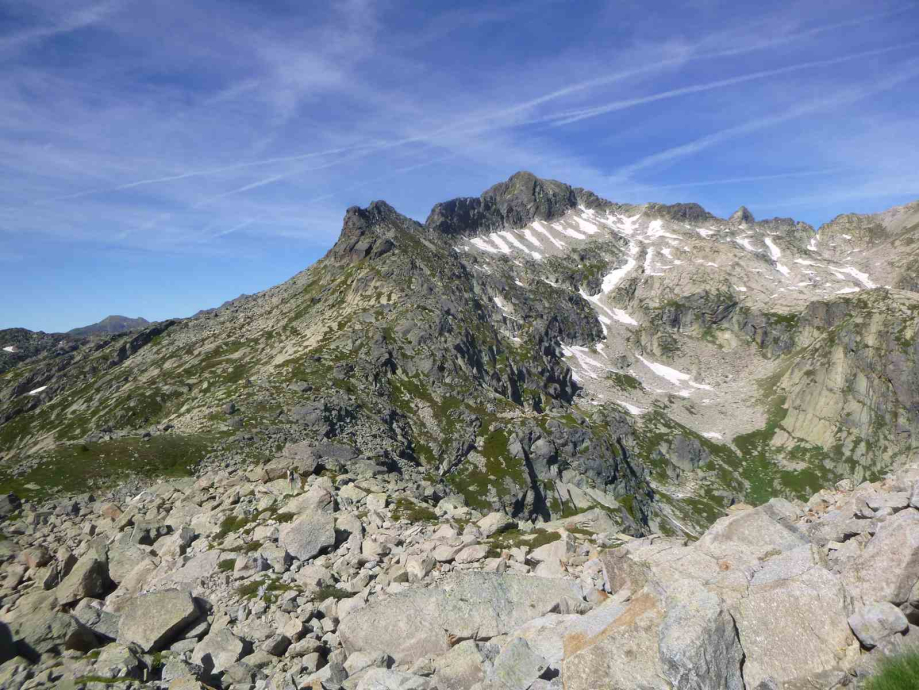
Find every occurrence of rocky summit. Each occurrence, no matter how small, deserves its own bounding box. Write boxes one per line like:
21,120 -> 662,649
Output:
1,172 -> 919,688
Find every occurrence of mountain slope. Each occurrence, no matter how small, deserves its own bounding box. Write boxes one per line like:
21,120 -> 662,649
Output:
1,172 -> 917,536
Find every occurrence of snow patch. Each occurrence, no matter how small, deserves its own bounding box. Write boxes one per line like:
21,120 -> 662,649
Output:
637,355 -> 691,387
2,346 -> 15,353
573,216 -> 601,235
736,237 -> 755,252
733,286 -> 747,292
775,263 -> 791,277
764,237 -> 782,261
807,235 -> 819,251
517,226 -> 543,249
695,228 -> 715,238
702,432 -> 723,440
611,308 -> 638,326
489,233 -> 512,253
27,386 -> 48,395
836,287 -> 860,294
532,221 -> 566,249
617,401 -> 647,415
471,237 -> 500,254
601,255 -> 637,293
555,222 -> 586,240
841,266 -> 876,289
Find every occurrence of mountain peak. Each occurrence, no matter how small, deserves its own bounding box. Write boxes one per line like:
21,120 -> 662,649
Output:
729,206 -> 755,223
425,171 -> 577,238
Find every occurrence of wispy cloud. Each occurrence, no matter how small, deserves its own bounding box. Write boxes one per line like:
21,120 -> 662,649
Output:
0,1 -> 126,55
612,59 -> 919,180
550,42 -> 919,126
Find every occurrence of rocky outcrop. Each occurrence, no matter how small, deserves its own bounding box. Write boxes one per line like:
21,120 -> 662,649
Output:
1,446 -> 919,688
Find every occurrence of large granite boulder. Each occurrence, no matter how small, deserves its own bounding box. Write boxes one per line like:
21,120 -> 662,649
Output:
117,589 -> 199,652
339,573 -> 584,664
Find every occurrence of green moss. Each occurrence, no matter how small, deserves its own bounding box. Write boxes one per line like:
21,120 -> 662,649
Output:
218,558 -> 236,572
391,497 -> 438,523
486,528 -> 561,558
446,427 -> 527,511
217,513 -> 257,540
313,585 -> 352,601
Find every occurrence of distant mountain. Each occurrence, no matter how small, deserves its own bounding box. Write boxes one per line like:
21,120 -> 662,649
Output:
67,315 -> 150,337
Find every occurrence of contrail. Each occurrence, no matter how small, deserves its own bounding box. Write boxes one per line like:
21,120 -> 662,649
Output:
618,168 -> 851,193
418,5 -> 918,133
39,142 -> 378,204
613,60 -> 919,179
551,42 -> 919,126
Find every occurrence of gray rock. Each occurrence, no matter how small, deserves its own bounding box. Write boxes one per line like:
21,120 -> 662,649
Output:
279,512 -> 336,561
356,668 -> 436,690
161,657 -> 205,683
118,589 -> 199,652
433,640 -> 488,690
848,602 -> 909,649
843,509 -> 919,605
55,553 -> 108,605
339,572 -> 584,664
658,580 -> 744,690
9,610 -> 97,656
482,638 -> 548,690
73,598 -> 121,640
562,590 -> 668,690
731,567 -> 855,689
192,627 -> 248,675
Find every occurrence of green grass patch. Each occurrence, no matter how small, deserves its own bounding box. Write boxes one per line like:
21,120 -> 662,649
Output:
866,651 -> 919,690
313,585 -> 352,601
0,433 -> 223,501
391,497 -> 438,523
218,558 -> 236,572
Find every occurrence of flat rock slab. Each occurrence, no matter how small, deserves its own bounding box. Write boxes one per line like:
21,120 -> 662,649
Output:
117,589 -> 199,652
731,567 -> 855,689
279,512 -> 336,561
339,572 -> 584,665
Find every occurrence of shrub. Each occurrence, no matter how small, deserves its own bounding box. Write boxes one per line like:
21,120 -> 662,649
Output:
866,651 -> 919,690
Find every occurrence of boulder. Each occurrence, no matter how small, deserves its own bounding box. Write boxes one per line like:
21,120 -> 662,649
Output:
848,602 -> 909,649
10,610 -> 97,658
73,597 -> 121,640
118,589 -> 199,652
481,638 -> 548,690
731,567 -> 855,688
339,572 -> 584,664
563,590 -> 668,690
191,627 -> 248,675
657,580 -> 744,690
843,510 -> 919,605
55,553 -> 109,605
433,640 -> 488,690
280,512 -> 336,561
356,668 -> 436,690
477,512 -> 516,537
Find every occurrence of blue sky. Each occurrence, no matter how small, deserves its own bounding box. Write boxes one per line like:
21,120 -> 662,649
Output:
1,0 -> 918,332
